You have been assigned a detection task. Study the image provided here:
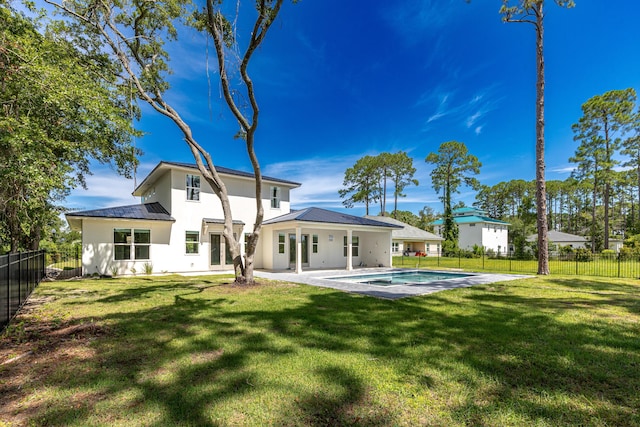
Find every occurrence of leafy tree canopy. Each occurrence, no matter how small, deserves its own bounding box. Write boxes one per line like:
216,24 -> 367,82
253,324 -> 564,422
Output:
0,3 -> 139,251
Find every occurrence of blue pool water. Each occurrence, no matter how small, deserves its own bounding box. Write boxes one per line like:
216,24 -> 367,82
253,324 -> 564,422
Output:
329,270 -> 471,287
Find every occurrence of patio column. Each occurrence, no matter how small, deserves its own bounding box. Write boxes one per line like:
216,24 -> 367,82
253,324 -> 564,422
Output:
346,229 -> 353,271
295,226 -> 302,274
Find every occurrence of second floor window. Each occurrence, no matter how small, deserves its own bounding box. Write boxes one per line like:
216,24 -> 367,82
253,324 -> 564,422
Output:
186,174 -> 200,201
270,186 -> 280,209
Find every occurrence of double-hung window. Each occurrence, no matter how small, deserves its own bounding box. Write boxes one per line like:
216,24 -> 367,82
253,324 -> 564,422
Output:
114,228 -> 150,260
270,186 -> 281,209
185,231 -> 199,254
186,174 -> 200,201
312,235 -> 318,253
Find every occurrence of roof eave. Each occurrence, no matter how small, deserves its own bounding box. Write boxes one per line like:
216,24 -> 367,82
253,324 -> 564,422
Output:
133,161 -> 302,196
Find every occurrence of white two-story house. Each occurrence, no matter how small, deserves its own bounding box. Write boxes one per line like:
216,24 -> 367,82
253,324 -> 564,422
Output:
66,161 -> 399,276
432,207 -> 509,255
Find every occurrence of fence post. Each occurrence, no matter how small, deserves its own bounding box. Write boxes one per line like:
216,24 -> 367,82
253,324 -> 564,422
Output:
617,252 -> 621,278
19,252 -> 23,310
42,250 -> 45,281
5,255 -> 9,327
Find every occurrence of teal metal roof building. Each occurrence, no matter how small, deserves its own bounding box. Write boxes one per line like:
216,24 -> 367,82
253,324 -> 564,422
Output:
432,207 -> 510,254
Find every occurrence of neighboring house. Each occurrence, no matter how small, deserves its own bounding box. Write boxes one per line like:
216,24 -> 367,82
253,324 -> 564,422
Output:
432,207 -> 510,254
608,238 -> 624,253
523,230 -> 627,254
526,230 -> 588,254
363,215 -> 443,256
66,161 -> 399,276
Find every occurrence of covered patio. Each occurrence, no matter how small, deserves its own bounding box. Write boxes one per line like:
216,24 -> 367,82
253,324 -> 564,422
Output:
261,208 -> 401,273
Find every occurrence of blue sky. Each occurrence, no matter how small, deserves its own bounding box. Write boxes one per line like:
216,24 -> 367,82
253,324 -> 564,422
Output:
66,0 -> 640,217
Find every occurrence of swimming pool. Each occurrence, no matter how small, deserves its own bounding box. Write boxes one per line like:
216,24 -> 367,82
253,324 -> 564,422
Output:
328,270 -> 472,287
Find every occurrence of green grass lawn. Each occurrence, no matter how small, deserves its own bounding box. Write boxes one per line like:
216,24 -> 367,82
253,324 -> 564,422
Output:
393,255 -> 640,278
1,274 -> 639,426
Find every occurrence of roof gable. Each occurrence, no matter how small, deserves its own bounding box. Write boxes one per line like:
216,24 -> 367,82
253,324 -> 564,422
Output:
133,161 -> 301,196
433,215 -> 510,226
527,230 -> 587,243
363,215 -> 443,240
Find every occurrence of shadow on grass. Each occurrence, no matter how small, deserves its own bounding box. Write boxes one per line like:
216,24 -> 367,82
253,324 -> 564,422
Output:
7,275 -> 640,425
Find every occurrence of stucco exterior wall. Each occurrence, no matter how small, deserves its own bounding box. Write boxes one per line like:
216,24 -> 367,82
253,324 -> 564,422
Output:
80,218 -> 173,276
157,169 -> 293,272
394,240 -> 442,256
481,224 -> 509,254
74,164 -> 397,275
458,223 -> 483,250
261,227 -> 394,271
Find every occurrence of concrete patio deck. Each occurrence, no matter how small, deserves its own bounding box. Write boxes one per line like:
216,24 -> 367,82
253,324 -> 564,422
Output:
255,268 -> 531,300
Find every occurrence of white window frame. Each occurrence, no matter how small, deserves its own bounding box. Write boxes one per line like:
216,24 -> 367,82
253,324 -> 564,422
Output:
343,235 -> 359,257
185,231 -> 199,254
270,186 -> 281,209
186,174 -> 200,201
114,228 -> 150,260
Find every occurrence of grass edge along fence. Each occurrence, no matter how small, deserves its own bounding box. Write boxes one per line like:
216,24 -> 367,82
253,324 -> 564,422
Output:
1,250 -> 46,331
394,251 -> 640,279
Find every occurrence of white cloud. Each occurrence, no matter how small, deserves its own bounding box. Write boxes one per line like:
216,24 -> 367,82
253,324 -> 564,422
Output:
383,0 -> 458,43
264,156 -> 361,208
550,165 -> 575,174
65,162 -> 157,211
466,111 -> 483,128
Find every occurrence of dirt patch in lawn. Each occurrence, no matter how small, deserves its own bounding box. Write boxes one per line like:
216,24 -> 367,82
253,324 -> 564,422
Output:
0,297 -> 109,427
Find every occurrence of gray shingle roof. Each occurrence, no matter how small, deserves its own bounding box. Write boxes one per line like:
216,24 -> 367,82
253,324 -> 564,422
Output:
263,207 -> 401,228
527,230 -> 587,243
66,202 -> 175,222
364,215 -> 443,240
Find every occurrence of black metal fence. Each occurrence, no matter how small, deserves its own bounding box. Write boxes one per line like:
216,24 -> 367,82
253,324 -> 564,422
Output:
1,250 -> 46,331
45,246 -> 82,279
393,252 -> 640,279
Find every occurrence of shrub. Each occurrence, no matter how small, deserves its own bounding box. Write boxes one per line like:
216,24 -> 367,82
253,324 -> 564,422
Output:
601,249 -> 616,260
144,263 -> 153,275
442,240 -> 458,257
472,244 -> 484,257
559,245 -> 574,255
460,249 -> 474,259
575,248 -> 592,262
619,246 -> 639,260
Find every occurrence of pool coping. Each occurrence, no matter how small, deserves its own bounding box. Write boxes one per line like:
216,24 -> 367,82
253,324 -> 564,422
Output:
255,268 -> 532,300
